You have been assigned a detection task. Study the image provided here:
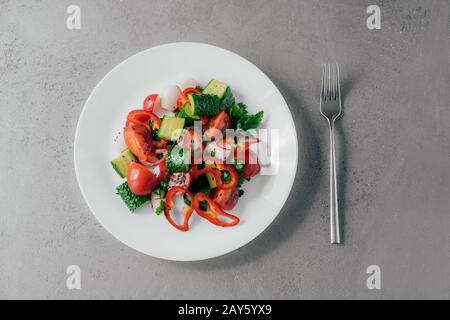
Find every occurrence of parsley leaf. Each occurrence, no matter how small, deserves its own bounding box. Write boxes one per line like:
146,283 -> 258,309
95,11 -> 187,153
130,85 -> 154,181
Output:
236,111 -> 264,130
228,102 -> 248,119
221,87 -> 235,110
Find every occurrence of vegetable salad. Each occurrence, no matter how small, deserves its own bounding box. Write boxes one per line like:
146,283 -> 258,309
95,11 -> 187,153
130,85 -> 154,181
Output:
111,79 -> 264,232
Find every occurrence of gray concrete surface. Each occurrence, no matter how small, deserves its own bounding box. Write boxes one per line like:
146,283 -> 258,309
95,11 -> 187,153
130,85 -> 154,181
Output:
0,0 -> 449,299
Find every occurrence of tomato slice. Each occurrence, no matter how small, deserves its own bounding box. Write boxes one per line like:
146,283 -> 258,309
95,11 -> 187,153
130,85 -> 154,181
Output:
199,115 -> 209,126
242,150 -> 261,178
126,162 -> 159,196
143,94 -> 159,112
126,109 -> 160,130
211,188 -> 239,210
124,124 -> 153,163
178,128 -> 203,151
205,110 -> 231,139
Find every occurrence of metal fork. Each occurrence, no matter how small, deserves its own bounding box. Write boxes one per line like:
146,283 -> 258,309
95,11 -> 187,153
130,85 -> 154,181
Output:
320,63 -> 342,244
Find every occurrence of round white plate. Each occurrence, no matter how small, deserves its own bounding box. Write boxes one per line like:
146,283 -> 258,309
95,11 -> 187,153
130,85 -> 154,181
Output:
74,42 -> 298,261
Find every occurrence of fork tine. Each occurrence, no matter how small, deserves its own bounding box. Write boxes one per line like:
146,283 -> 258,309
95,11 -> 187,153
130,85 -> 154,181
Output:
328,63 -> 333,100
332,63 -> 337,100
336,63 -> 340,100
321,64 -> 325,100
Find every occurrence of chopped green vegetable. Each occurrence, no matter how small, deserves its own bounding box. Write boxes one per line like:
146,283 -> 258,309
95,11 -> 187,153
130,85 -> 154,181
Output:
183,193 -> 192,206
220,87 -> 235,110
116,182 -> 149,212
236,111 -> 264,130
221,170 -> 232,184
110,149 -> 136,178
238,189 -> 245,197
155,201 -> 164,214
203,79 -> 228,99
151,188 -> 165,215
188,94 -> 220,116
199,200 -> 208,211
166,146 -> 189,173
160,177 -> 169,191
189,176 -> 211,196
158,116 -> 185,141
228,102 -> 248,119
178,103 -> 199,120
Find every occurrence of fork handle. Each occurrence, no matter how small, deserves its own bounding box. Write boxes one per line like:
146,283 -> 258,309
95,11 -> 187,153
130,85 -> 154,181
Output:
329,120 -> 340,244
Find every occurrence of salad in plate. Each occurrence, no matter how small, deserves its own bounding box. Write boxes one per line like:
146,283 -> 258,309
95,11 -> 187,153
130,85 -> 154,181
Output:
110,78 -> 264,232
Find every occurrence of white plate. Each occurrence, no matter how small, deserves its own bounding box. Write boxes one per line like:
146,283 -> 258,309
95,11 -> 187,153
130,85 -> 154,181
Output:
74,43 -> 298,261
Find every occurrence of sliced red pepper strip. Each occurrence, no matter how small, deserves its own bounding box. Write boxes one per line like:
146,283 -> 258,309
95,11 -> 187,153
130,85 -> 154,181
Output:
164,187 -> 194,232
182,87 -> 201,96
190,164 -> 211,178
190,164 -> 238,189
193,193 -> 240,227
126,109 -> 161,130
214,164 -> 238,190
176,88 -> 201,110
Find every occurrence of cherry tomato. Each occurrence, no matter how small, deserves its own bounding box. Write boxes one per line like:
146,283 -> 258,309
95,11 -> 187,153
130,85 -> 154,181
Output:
124,123 -> 153,162
211,188 -> 239,210
205,110 -> 231,139
143,94 -> 159,112
126,162 -> 159,196
242,150 -> 261,178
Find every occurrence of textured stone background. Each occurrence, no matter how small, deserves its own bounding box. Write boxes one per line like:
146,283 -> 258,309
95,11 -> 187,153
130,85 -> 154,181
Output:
0,0 -> 449,299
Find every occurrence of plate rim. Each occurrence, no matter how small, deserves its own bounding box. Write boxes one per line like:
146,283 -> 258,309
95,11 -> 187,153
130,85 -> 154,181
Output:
74,42 -> 298,261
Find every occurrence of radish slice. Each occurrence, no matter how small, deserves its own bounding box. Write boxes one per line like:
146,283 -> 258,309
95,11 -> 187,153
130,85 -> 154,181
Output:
177,78 -> 197,91
160,85 -> 181,111
151,189 -> 165,215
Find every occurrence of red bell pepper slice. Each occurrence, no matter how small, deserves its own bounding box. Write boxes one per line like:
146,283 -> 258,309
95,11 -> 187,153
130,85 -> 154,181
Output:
190,164 -> 238,189
213,164 -> 238,190
176,88 -> 201,110
193,193 -> 240,227
190,164 -> 211,178
126,109 -> 161,130
164,187 -> 194,232
182,87 -> 201,96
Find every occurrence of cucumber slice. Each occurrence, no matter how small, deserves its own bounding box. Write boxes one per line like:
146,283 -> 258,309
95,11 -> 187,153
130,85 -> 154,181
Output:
116,182 -> 149,212
166,146 -> 189,173
188,94 -> 220,116
110,149 -> 136,178
158,116 -> 185,141
203,79 -> 228,99
178,103 -> 199,120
